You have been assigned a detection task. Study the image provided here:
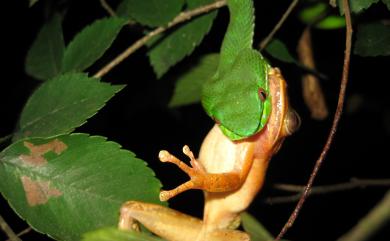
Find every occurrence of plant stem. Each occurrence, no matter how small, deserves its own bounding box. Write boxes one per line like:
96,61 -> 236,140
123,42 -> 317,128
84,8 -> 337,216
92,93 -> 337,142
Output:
275,0 -> 353,239
275,178 -> 390,193
0,214 -> 21,241
266,178 -> 390,204
337,190 -> 390,241
259,0 -> 299,50
99,0 -> 116,16
0,134 -> 12,145
93,0 -> 227,78
5,227 -> 32,241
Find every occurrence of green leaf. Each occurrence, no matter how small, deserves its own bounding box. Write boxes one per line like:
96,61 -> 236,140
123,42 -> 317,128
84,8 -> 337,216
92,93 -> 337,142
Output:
299,2 -> 327,24
169,53 -> 219,107
383,0 -> 390,10
0,134 -> 162,241
117,0 -> 184,27
354,22 -> 390,56
25,14 -> 65,80
298,3 -> 345,29
148,0 -> 217,78
14,73 -> 124,141
62,17 -> 127,73
264,39 -> 297,64
241,212 -> 273,241
82,227 -> 164,241
316,15 -> 346,29
29,0 -> 39,7
338,0 -> 380,14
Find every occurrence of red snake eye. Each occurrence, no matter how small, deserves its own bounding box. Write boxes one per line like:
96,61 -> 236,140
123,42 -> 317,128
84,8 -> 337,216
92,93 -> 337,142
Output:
258,88 -> 267,102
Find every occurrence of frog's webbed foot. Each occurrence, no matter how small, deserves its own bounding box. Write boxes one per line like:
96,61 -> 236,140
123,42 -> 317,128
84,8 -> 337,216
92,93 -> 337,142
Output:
159,145 -> 207,201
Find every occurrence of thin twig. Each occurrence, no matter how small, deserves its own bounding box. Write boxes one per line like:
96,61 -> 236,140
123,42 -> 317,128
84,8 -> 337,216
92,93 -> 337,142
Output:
259,0 -> 299,50
0,134 -> 12,145
266,178 -> 390,204
93,0 -> 227,78
275,178 -> 390,193
275,0 -> 353,239
99,0 -> 116,16
337,190 -> 390,241
0,214 -> 21,241
5,227 -> 32,241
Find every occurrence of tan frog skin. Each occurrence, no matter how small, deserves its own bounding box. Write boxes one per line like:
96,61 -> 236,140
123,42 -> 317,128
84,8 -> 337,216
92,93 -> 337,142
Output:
118,68 -> 299,241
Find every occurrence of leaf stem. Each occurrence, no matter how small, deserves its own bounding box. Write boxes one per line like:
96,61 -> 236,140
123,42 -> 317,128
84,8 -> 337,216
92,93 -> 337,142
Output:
275,0 -> 353,239
337,190 -> 390,241
93,0 -> 227,78
259,0 -> 299,50
0,214 -> 21,241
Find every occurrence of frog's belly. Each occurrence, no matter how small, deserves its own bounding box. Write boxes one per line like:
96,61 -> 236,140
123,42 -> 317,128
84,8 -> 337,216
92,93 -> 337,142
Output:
198,125 -> 252,173
198,125 -> 271,231
203,157 -> 269,231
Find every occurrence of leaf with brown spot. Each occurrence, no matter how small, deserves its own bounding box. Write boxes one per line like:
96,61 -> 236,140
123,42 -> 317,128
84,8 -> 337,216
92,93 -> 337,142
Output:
0,134 -> 162,241
19,139 -> 67,166
21,176 -> 62,206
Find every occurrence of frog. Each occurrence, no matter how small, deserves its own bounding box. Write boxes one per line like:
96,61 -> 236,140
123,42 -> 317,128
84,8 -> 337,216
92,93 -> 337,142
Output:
118,67 -> 300,241
118,0 -> 300,239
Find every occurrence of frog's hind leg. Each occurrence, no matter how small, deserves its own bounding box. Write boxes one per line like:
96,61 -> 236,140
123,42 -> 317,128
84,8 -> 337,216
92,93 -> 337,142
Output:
195,228 -> 250,241
119,201 -> 202,241
119,201 -> 250,241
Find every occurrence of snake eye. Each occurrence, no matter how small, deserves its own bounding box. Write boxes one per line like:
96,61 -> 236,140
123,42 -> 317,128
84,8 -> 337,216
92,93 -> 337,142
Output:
284,109 -> 301,135
258,88 -> 267,102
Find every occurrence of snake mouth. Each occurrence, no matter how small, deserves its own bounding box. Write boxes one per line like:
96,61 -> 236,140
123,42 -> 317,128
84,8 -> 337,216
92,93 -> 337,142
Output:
284,108 -> 301,135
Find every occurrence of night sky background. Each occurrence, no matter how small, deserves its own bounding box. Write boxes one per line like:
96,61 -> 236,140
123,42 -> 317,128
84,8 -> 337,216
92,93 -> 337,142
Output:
1,0 -> 389,241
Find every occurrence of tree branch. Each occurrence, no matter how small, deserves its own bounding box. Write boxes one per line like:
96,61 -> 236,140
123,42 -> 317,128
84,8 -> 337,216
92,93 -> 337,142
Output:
0,214 -> 21,241
337,190 -> 390,241
275,178 -> 390,193
275,0 -> 353,239
99,0 -> 116,17
259,0 -> 299,50
93,0 -> 227,78
266,178 -> 390,204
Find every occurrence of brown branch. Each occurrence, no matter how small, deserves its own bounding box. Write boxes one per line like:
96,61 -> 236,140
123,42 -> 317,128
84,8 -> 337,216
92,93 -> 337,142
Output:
93,0 -> 227,78
298,27 -> 329,120
99,0 -> 137,27
275,178 -> 390,193
259,0 -> 299,50
275,0 -> 353,239
0,214 -> 21,241
337,190 -> 390,241
266,178 -> 390,204
99,0 -> 116,17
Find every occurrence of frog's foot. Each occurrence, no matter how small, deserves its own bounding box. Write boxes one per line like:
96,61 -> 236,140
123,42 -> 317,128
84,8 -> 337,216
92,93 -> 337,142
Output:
159,145 -> 207,201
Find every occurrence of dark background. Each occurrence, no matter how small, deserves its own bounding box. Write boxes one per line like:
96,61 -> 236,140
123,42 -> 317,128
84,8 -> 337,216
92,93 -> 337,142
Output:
1,0 -> 389,240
